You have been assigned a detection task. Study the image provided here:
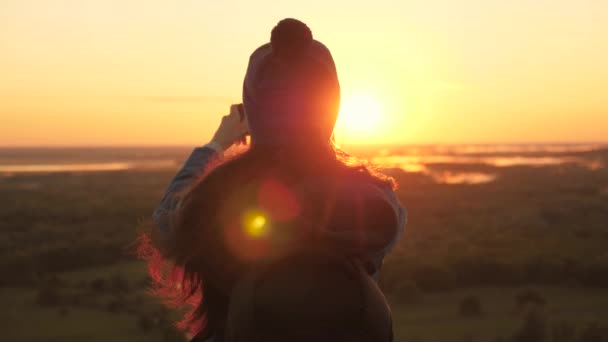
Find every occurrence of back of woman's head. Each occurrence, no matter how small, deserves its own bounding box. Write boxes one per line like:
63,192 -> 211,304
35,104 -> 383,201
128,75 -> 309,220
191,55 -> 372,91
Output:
243,18 -> 341,146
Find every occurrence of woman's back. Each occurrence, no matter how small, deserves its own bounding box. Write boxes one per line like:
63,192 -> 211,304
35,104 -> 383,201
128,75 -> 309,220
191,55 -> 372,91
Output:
224,247 -> 394,342
178,146 -> 402,331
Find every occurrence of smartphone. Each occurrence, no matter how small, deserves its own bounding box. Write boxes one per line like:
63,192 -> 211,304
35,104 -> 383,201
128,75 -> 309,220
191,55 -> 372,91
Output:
236,103 -> 245,122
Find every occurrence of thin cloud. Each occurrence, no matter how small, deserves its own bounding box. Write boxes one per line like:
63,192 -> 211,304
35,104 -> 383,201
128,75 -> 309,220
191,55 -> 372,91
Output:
133,95 -> 235,104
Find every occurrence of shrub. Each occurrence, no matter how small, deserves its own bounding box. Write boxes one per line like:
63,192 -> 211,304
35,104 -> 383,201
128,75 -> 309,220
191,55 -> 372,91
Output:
162,324 -> 186,342
515,288 -> 546,312
107,295 -> 128,313
579,263 -> 608,287
110,274 -> 130,293
459,295 -> 483,317
512,307 -> 547,342
579,322 -> 608,342
411,264 -> 456,291
394,280 -> 423,304
58,306 -> 69,317
69,294 -> 83,306
133,294 -> 145,307
35,281 -> 63,307
138,314 -> 154,332
90,277 -> 106,292
450,257 -> 524,287
551,320 -> 576,342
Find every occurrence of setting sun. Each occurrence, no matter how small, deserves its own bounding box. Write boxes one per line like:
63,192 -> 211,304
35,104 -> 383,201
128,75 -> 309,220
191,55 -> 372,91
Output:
335,94 -> 383,144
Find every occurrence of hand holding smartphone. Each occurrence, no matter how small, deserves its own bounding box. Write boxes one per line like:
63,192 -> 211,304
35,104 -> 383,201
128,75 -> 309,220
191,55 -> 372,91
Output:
210,104 -> 249,150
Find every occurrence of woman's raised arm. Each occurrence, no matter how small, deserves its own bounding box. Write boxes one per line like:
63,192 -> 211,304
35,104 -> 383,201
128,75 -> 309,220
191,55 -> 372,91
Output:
152,105 -> 249,238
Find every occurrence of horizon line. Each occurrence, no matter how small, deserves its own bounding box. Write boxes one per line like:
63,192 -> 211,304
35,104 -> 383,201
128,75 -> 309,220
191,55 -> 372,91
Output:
1,141 -> 607,149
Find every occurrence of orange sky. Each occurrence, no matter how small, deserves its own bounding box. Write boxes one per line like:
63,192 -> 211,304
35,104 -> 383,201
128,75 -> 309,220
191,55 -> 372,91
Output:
1,0 -> 607,146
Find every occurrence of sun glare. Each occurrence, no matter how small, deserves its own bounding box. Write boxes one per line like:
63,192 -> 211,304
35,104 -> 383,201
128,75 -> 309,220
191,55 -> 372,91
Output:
335,94 -> 382,144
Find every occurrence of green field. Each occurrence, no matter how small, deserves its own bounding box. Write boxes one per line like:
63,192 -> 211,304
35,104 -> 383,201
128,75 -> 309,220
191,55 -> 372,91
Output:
1,261 -> 166,342
2,289 -> 159,342
1,147 -> 607,341
392,287 -> 608,342
4,277 -> 608,341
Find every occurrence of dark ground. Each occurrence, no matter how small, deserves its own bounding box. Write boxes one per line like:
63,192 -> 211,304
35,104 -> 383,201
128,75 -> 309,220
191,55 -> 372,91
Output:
1,147 -> 607,341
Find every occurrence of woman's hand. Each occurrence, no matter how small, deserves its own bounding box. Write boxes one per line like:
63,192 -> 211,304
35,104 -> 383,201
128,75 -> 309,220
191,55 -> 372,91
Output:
211,104 -> 249,150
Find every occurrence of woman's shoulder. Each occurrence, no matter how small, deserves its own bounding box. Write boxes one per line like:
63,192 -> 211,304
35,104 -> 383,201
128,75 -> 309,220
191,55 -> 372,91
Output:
302,172 -> 398,207
296,173 -> 403,248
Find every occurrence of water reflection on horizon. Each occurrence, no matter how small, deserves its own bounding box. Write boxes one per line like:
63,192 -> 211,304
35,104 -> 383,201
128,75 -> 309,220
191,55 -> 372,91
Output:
0,144 -> 604,187
0,160 -> 176,174
372,154 -> 604,185
367,143 -> 605,156
372,155 -> 603,170
430,171 -> 497,185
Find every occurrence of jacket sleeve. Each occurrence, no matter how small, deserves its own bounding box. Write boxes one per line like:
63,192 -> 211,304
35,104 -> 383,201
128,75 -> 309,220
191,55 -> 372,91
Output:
152,146 -> 221,239
319,182 -> 407,277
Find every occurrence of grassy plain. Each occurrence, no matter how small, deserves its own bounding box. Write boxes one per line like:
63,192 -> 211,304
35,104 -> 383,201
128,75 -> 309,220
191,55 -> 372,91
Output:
1,147 -> 607,341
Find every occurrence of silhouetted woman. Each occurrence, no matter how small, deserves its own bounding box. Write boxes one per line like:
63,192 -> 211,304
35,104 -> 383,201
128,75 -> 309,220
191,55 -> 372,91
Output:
138,18 -> 406,341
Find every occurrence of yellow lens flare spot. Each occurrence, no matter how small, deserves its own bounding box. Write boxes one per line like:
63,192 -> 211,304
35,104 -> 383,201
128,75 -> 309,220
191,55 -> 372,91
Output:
243,210 -> 269,238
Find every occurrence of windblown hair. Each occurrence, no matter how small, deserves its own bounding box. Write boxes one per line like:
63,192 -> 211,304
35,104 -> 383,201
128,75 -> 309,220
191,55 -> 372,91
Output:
135,143 -> 395,339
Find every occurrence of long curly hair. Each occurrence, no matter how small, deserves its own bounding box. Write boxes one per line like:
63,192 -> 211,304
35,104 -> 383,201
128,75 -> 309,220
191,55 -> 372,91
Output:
135,143 -> 395,339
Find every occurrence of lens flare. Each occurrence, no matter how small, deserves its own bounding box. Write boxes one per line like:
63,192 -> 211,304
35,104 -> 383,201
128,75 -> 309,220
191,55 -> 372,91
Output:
243,211 -> 269,238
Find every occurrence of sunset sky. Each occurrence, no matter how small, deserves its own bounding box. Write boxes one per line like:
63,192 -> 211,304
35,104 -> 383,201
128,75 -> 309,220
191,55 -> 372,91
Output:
1,0 -> 607,146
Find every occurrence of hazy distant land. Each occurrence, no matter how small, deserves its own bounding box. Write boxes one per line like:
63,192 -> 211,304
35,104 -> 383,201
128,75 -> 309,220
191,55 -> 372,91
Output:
1,144 -> 607,341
